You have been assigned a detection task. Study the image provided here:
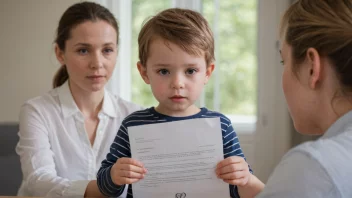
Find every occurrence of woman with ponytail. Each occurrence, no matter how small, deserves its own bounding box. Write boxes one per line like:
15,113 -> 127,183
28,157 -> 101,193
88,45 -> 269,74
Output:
16,2 -> 141,197
257,0 -> 352,197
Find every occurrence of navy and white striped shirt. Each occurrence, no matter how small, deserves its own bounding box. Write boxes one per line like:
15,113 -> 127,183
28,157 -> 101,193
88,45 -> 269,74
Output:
97,107 -> 252,198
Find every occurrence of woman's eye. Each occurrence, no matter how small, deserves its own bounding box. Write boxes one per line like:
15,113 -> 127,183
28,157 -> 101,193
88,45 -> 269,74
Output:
103,48 -> 114,54
78,49 -> 88,54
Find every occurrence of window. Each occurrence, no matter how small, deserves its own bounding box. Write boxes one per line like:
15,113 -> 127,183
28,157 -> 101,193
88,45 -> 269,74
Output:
202,0 -> 257,132
131,0 -> 171,107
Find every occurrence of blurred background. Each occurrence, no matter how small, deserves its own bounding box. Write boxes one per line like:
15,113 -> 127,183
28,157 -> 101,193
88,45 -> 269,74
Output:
0,0 -> 316,195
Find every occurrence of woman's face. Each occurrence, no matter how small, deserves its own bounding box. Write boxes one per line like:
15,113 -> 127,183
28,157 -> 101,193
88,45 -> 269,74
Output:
56,20 -> 118,93
281,41 -> 323,135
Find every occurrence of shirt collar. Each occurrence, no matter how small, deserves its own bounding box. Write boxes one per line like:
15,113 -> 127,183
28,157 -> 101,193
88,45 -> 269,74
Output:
101,91 -> 117,118
323,110 -> 352,139
58,81 -> 80,118
57,81 -> 117,118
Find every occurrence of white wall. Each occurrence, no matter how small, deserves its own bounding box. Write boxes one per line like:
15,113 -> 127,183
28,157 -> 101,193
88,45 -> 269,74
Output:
252,0 -> 291,182
0,0 -> 80,123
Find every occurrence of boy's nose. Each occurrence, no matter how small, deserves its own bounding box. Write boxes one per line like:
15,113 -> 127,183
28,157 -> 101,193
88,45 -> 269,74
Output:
171,75 -> 185,89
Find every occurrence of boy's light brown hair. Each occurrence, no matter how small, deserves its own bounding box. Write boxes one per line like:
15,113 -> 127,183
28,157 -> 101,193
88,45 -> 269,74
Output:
138,8 -> 215,66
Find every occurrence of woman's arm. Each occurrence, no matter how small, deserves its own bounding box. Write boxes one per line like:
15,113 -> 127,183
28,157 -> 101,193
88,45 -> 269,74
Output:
84,180 -> 105,197
16,103 -> 90,197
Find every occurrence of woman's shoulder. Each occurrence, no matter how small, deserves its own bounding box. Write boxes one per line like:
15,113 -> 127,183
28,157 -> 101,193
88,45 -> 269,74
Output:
278,135 -> 352,196
18,88 -> 62,126
22,88 -> 60,110
257,144 -> 340,198
290,131 -> 352,169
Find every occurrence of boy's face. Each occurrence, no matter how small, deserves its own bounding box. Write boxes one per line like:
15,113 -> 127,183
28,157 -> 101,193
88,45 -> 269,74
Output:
137,38 -> 214,116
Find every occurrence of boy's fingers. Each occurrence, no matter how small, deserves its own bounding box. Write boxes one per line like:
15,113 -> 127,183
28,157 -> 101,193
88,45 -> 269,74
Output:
118,158 -> 144,168
216,163 -> 247,175
217,156 -> 244,168
117,170 -> 145,179
120,164 -> 147,174
218,171 -> 245,180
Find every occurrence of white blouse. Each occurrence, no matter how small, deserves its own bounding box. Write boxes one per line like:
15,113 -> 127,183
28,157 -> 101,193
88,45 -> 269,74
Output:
257,110 -> 352,198
16,82 -> 141,197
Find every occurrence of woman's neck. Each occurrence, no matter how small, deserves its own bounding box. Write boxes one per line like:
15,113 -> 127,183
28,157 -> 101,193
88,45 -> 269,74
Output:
321,95 -> 352,133
68,80 -> 104,118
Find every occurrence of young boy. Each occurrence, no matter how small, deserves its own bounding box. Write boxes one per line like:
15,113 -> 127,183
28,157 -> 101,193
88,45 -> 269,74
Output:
97,8 -> 264,198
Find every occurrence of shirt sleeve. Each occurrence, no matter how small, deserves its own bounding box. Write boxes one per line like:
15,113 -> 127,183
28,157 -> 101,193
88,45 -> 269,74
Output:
16,104 -> 90,197
222,121 -> 253,198
97,121 -> 131,197
256,150 -> 338,198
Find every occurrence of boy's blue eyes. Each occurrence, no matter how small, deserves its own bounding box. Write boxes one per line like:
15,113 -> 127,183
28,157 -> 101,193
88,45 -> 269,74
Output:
158,69 -> 169,75
157,68 -> 198,75
186,69 -> 197,74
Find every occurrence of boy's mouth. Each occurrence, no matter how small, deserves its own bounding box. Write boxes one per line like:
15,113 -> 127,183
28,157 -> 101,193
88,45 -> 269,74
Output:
170,95 -> 186,102
170,95 -> 185,98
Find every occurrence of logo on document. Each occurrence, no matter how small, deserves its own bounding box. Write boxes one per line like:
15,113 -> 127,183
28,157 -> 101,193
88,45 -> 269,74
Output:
175,192 -> 186,198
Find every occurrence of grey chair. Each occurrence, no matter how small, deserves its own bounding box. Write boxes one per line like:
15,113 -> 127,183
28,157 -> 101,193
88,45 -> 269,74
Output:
0,124 -> 22,196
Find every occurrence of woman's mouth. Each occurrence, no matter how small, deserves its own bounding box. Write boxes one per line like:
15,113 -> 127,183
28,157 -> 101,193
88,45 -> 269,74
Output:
87,75 -> 105,82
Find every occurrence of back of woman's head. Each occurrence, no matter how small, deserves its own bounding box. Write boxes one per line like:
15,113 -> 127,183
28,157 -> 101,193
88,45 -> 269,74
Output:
53,1 -> 118,88
281,0 -> 352,92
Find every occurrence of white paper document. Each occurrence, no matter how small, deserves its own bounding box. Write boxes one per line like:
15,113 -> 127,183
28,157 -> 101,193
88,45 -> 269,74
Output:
128,118 -> 229,198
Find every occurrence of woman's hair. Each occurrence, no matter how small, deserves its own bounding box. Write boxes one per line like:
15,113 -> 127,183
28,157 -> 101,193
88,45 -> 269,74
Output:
280,0 -> 352,91
53,1 -> 119,88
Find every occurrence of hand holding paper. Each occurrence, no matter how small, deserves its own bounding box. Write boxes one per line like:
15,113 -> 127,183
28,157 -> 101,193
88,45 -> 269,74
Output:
216,156 -> 251,186
111,157 -> 148,185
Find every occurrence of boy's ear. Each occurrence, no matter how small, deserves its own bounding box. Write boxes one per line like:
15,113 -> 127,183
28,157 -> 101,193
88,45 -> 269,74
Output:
137,61 -> 150,84
205,63 -> 215,84
55,44 -> 65,65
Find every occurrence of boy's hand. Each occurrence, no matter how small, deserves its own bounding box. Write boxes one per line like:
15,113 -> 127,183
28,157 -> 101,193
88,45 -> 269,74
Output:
216,156 -> 250,186
111,157 -> 147,186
